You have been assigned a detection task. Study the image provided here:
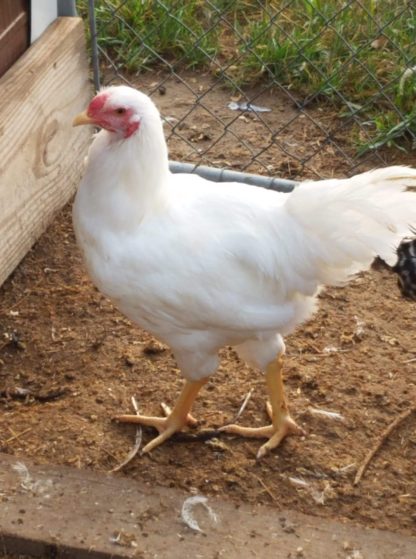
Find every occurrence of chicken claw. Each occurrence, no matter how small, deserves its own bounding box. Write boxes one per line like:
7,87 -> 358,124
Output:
220,412 -> 304,459
113,378 -> 207,453
114,412 -> 191,453
220,354 -> 305,459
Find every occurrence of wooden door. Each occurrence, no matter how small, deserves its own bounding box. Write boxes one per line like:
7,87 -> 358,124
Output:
0,0 -> 30,78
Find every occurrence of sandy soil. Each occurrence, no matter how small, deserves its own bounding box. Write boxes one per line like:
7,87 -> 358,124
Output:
0,74 -> 415,539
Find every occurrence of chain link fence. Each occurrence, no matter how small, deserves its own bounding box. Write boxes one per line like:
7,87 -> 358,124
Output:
81,0 -> 416,180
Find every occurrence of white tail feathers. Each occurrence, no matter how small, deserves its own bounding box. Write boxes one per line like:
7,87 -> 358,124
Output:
285,166 -> 416,288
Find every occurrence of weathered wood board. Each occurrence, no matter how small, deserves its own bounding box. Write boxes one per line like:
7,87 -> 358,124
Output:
0,453 -> 415,559
0,17 -> 91,287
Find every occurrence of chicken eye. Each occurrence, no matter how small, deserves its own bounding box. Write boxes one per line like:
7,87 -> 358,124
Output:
115,108 -> 126,115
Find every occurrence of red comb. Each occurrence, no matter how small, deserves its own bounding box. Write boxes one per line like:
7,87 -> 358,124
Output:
88,91 -> 109,115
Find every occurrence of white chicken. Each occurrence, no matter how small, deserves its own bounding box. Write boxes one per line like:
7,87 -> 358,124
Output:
73,86 -> 416,459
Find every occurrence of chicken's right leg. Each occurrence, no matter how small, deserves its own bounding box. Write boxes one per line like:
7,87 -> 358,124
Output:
114,378 -> 207,453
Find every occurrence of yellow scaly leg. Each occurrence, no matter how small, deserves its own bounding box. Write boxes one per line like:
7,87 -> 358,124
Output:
114,378 -> 207,454
220,354 -> 305,459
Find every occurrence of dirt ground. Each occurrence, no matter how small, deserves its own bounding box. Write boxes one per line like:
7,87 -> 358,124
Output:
0,74 -> 415,541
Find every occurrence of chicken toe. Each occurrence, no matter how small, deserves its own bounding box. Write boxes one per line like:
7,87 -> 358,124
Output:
220,354 -> 305,458
114,378 -> 207,453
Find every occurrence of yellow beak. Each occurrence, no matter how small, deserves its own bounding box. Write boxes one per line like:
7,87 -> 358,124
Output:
72,110 -> 96,127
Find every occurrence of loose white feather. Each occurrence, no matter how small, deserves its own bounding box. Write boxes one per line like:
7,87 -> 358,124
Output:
181,495 -> 218,533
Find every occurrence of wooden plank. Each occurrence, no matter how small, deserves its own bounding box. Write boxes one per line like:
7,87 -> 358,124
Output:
0,17 -> 91,287
0,453 -> 415,559
0,0 -> 29,78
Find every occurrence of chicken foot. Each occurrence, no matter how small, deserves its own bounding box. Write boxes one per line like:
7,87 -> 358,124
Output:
114,378 -> 207,454
220,354 -> 305,459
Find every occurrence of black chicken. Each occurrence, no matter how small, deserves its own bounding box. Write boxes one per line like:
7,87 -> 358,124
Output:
393,236 -> 416,300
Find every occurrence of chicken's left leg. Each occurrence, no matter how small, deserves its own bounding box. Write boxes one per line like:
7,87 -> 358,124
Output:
114,378 -> 207,454
220,354 -> 304,459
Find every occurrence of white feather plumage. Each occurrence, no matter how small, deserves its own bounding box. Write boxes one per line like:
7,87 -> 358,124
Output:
73,86 -> 416,381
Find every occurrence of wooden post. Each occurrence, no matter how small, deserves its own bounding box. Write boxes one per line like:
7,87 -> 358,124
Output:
0,17 -> 91,287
